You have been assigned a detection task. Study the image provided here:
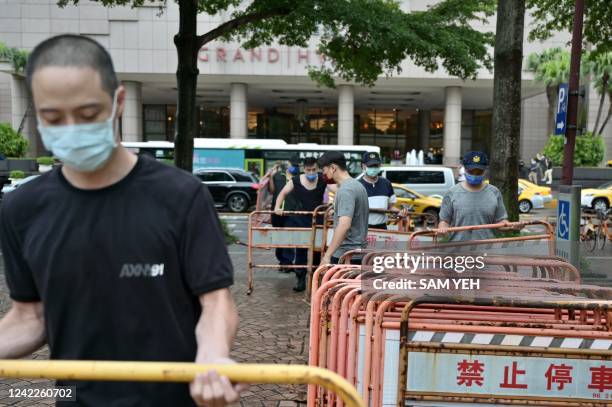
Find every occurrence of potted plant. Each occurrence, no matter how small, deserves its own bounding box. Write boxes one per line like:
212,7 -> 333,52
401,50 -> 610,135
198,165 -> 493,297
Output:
36,156 -> 55,172
9,170 -> 25,183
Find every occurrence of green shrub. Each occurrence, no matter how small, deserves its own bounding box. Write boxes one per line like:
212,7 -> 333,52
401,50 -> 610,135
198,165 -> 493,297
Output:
0,122 -> 28,158
542,132 -> 605,167
36,156 -> 55,166
10,170 -> 25,179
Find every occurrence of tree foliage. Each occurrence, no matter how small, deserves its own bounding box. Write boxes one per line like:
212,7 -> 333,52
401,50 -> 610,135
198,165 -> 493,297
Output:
61,0 -> 496,86
542,132 -> 605,167
59,0 -> 497,170
0,123 -> 29,158
526,48 -> 570,87
526,0 -> 612,54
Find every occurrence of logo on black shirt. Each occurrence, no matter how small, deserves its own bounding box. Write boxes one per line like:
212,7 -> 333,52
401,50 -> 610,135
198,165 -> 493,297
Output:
119,263 -> 165,278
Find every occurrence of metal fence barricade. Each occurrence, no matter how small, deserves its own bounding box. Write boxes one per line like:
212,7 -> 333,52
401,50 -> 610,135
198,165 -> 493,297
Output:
0,361 -> 365,407
408,220 -> 556,257
247,206 -> 330,295
307,253 -> 612,407
397,296 -> 612,407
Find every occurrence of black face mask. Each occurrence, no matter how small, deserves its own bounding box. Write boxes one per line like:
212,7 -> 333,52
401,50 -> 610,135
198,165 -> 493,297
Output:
322,166 -> 336,184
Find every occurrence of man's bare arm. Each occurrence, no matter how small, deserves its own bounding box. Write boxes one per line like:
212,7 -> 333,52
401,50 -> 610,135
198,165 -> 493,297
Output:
190,288 -> 244,406
322,216 -> 352,262
195,288 -> 238,361
0,301 -> 46,359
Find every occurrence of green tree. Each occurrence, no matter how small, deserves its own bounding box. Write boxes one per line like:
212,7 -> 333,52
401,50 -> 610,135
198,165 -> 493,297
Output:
584,52 -> 612,135
0,122 -> 29,158
490,0 -> 525,222
527,0 -> 612,54
526,48 -> 569,135
542,132 -> 605,167
59,0 -> 496,171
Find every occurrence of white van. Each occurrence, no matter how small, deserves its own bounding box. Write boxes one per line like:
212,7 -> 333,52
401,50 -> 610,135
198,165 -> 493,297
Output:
359,166 -> 455,196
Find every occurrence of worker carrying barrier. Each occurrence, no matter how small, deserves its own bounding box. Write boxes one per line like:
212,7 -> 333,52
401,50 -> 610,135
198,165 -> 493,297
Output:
0,361 -> 365,407
246,205 -> 432,295
307,250 -> 612,406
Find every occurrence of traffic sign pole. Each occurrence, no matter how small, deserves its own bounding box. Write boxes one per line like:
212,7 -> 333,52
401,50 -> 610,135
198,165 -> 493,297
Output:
561,0 -> 585,186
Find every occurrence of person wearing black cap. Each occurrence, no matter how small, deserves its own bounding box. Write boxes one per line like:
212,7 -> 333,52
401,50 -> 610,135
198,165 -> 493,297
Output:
267,159 -> 300,271
274,157 -> 328,292
358,152 -> 408,229
317,151 -> 369,265
438,151 -> 509,241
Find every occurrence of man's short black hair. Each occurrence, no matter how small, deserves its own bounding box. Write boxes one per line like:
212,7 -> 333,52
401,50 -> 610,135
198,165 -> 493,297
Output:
26,34 -> 119,98
317,151 -> 347,170
303,157 -> 318,167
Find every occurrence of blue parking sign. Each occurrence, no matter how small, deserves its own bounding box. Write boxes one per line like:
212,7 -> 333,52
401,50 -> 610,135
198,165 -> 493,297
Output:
555,83 -> 568,135
557,200 -> 570,240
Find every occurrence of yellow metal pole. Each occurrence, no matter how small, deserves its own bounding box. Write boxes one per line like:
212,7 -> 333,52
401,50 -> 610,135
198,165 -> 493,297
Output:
0,360 -> 365,407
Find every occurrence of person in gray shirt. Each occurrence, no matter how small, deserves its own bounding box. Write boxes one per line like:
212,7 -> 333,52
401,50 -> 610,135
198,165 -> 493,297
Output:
318,151 -> 369,264
439,151 -> 509,241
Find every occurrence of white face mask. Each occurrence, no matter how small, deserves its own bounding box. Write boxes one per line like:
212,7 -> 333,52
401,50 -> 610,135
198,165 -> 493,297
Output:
37,91 -> 119,172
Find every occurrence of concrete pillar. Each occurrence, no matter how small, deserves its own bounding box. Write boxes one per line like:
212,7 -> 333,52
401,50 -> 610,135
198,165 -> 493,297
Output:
230,83 -> 248,139
443,86 -> 462,166
418,109 -> 430,151
122,81 -> 143,142
337,85 -> 354,145
10,74 -> 38,156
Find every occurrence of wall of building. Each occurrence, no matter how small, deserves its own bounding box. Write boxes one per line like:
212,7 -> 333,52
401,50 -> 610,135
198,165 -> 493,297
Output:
0,74 -> 11,124
520,93 -> 550,161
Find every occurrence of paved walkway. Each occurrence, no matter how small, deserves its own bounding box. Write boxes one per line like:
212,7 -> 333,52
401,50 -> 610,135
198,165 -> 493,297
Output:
0,246 -> 310,406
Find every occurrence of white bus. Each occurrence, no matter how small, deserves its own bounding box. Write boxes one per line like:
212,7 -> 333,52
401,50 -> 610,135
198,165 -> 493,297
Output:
122,138 -> 380,177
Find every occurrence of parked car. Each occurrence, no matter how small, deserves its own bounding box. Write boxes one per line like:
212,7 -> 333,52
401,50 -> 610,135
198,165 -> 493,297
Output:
581,180 -> 612,212
518,178 -> 553,206
194,168 -> 259,212
358,166 -> 455,196
0,175 -> 40,202
518,185 -> 545,213
391,183 -> 441,220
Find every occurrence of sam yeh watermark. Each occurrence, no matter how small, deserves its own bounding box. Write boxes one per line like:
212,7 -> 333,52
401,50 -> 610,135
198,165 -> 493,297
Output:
365,253 -> 487,293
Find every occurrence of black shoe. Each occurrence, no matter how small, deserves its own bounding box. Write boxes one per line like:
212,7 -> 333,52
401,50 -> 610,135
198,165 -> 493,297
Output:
293,278 -> 306,292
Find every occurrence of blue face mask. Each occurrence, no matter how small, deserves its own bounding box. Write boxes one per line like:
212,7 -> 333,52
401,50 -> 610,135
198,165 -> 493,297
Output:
465,172 -> 484,185
366,167 -> 381,177
37,91 -> 119,172
288,166 -> 299,175
306,173 -> 318,182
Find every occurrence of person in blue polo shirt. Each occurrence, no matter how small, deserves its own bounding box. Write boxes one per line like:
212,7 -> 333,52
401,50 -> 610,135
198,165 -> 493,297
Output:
358,152 -> 407,230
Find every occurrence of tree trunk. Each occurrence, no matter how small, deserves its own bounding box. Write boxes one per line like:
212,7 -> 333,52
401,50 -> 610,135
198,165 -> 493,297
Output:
592,73 -> 608,134
173,0 -> 199,172
490,0 -> 525,222
598,97 -> 612,135
546,85 -> 557,136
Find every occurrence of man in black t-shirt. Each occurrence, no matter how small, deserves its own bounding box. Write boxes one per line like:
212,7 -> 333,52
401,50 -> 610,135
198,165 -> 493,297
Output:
274,157 -> 328,292
267,160 -> 299,271
0,34 -> 245,406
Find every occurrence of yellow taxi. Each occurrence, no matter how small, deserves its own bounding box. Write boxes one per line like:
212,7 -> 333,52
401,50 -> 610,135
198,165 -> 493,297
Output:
518,186 -> 545,213
607,160 -> 612,167
391,183 -> 441,219
581,181 -> 612,212
518,179 -> 555,207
